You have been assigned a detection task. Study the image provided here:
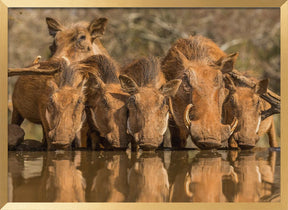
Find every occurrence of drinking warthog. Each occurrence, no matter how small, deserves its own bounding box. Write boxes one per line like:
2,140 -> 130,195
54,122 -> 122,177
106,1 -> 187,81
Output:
119,57 -> 181,150
223,74 -> 278,149
12,17 -> 108,149
79,55 -> 132,149
13,61 -> 87,149
161,35 -> 238,149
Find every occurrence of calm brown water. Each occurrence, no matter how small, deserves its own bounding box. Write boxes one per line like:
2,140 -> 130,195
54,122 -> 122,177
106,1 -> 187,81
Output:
8,148 -> 280,202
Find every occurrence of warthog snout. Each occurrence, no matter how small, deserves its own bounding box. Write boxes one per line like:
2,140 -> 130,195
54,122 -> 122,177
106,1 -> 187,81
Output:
184,104 -> 238,149
105,132 -> 121,148
48,128 -> 75,146
233,132 -> 259,149
132,132 -> 163,150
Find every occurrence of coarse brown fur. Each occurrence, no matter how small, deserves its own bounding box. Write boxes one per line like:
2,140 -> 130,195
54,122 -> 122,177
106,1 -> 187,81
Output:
119,57 -> 181,150
82,55 -> 132,149
223,73 -> 277,149
12,17 -> 108,149
162,35 -> 238,149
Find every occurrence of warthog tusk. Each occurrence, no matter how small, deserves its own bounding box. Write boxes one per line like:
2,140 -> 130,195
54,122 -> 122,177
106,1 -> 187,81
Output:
229,117 -> 238,136
184,172 -> 193,198
184,104 -> 193,129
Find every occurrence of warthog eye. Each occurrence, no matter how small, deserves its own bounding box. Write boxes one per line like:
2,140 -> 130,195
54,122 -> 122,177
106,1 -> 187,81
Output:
230,95 -> 236,104
101,98 -> 109,108
77,99 -> 82,105
127,96 -> 136,109
256,99 -> 261,108
79,35 -> 86,41
47,103 -> 54,112
160,99 -> 166,109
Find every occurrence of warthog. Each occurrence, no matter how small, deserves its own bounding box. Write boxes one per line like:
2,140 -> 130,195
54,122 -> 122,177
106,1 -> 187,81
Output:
223,74 -> 278,149
79,55 -> 132,149
13,61 -> 87,149
47,17 -> 109,60
12,17 -> 108,149
119,57 -> 181,150
161,35 -> 238,149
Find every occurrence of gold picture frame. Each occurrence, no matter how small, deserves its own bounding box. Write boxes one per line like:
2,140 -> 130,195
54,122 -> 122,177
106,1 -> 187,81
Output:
1,0 -> 287,209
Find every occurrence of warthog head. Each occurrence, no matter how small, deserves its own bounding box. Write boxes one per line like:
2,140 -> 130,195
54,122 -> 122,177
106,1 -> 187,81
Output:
89,79 -> 132,149
45,66 -> 87,148
175,49 -> 238,149
224,75 -> 269,149
46,17 -> 108,62
119,58 -> 181,150
82,55 -> 132,149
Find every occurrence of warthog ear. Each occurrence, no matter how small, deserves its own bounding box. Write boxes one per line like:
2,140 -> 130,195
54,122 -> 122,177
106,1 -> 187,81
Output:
89,17 -> 108,39
46,17 -> 64,37
160,79 -> 182,97
255,79 -> 269,95
47,80 -> 58,92
119,75 -> 139,95
219,52 -> 239,73
173,47 -> 191,70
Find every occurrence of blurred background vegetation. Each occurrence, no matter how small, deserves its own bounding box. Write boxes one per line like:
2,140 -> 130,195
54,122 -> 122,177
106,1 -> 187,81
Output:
8,8 -> 280,147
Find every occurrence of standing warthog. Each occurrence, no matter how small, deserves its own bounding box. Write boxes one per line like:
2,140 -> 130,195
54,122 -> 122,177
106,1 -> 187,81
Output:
161,36 -> 238,149
119,57 -> 181,150
12,17 -> 109,149
223,74 -> 278,149
79,55 -> 132,149
13,61 -> 87,149
45,66 -> 87,148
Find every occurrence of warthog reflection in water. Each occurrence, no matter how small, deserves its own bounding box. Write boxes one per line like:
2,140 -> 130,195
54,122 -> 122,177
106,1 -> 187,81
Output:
8,149 -> 279,202
9,151 -> 86,202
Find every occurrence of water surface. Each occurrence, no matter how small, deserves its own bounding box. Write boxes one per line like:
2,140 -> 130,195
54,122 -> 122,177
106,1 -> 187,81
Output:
8,148 -> 280,202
